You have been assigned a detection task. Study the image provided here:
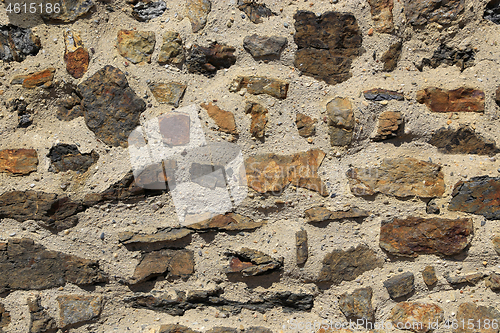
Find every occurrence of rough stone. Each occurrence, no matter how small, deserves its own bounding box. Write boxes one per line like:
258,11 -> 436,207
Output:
404,0 -> 464,26
230,76 -> 289,99
381,41 -> 402,72
496,86 -> 500,106
294,11 -> 362,85
77,65 -> 146,147
159,325 -> 200,333
11,68 -> 55,88
9,98 -> 32,128
57,295 -> 103,328
327,97 -> 355,146
364,88 -> 404,101
493,236 -> 500,255
368,0 -> 394,33
186,0 -> 211,32
486,273 -> 500,291
372,111 -> 403,141
429,126 -> 499,156
444,272 -> 485,285
383,272 -> 415,299
305,206 -> 370,223
0,25 -> 41,62
158,32 -> 185,65
186,43 -> 236,76
426,198 -> 440,214
237,0 -> 275,23
379,217 -> 473,257
117,30 -> 156,64
245,149 -> 328,196
245,101 -> 268,138
201,102 -> 238,135
484,0 -> 500,25
118,228 -> 192,250
206,328 -> 237,333
188,213 -> 265,231
389,302 -> 444,333
296,229 -> 308,265
131,249 -> 194,283
0,238 -> 106,293
225,248 -> 283,276
296,113 -> 317,137
449,176 -> 500,220
55,87 -> 84,121
416,87 -> 485,113
0,149 -> 38,175
132,1 -> 166,21
0,304 -> 10,331
454,303 -> 500,333
347,158 -> 445,198
243,34 -> 287,59
47,143 -> 99,173
318,245 -> 384,284
42,0 -> 94,22
245,328 -> 272,333
417,44 -> 475,71
27,295 -> 57,333
148,82 -> 186,107
339,287 -> 374,323
63,30 -> 89,79
422,266 -> 438,286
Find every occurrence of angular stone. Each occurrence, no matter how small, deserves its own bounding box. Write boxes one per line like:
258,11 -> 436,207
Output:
327,97 -> 355,146
0,149 -> 38,175
225,248 -> 283,276
9,98 -> 32,128
389,302 -> 444,333
426,198 -> 440,214
243,34 -> 286,59
158,113 -> 191,146
186,0 -> 211,32
230,76 -> 289,99
404,0 -> 464,26
158,32 -> 185,65
493,236 -> 500,255
118,228 -> 192,250
296,113 -> 317,137
485,0 -> 500,24
496,86 -> 500,106
444,272 -> 485,285
296,229 -> 308,265
237,0 -> 275,23
449,176 -> 500,220
347,158 -> 445,198
132,1 -> 166,21
318,245 -> 384,284
429,126 -> 499,156
0,25 -> 41,62
188,213 -> 265,231
422,266 -> 438,286
364,88 -> 404,101
186,43 -> 236,76
57,295 -> 102,328
206,328 -> 237,333
305,206 -> 370,223
383,272 -> 415,299
77,65 -> 146,147
131,249 -> 194,283
159,325 -> 200,333
47,143 -> 99,173
245,149 -> 328,196
27,295 -> 57,333
148,82 -> 186,107
380,217 -> 473,257
201,102 -> 238,135
368,0 -> 394,33
381,41 -> 402,72
56,86 -> 84,121
63,30 -> 89,79
486,273 -> 500,291
417,44 -> 475,72
372,111 -> 403,141
455,303 -> 500,333
245,101 -> 268,138
0,303 -> 10,331
416,87 -> 485,113
0,238 -> 106,293
339,287 -> 374,323
117,30 -> 156,64
42,0 -> 94,22
11,68 -> 55,88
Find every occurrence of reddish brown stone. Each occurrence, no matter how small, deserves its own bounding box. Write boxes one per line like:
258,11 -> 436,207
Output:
296,113 -> 317,137
389,302 -> 444,333
380,217 -> 473,257
188,213 -> 265,231
11,68 -> 55,88
305,206 -> 370,223
0,149 -> 38,175
245,102 -> 268,138
368,0 -> 394,33
230,76 -> 289,99
118,228 -> 193,250
381,41 -> 402,72
201,102 -> 238,135
417,87 -> 485,113
449,176 -> 500,220
131,249 -> 194,284
429,126 -> 499,156
225,248 -> 282,276
186,0 -> 211,32
186,43 -> 236,76
372,111 -> 403,141
404,0 -> 464,26
454,303 -> 500,333
64,48 -> 89,79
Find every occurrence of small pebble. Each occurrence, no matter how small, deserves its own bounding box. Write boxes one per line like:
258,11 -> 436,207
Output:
9,232 -> 16,237
100,232 -> 105,240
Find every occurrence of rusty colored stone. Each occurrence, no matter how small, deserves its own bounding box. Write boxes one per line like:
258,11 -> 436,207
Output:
364,88 -> 404,101
327,97 -> 355,146
449,176 -> 500,220
201,102 -> 238,135
186,43 -> 236,76
381,41 -> 402,72
379,217 -> 473,257
27,295 -> 57,333
454,303 -> 500,333
384,272 -> 414,299
64,30 -> 88,79
149,82 -> 186,107
372,111 -> 403,141
131,249 -> 194,284
422,266 -> 438,286
230,76 -> 289,99
225,248 -> 283,277
305,206 -> 370,223
296,113 -> 317,137
245,149 -> 328,196
296,229 -> 308,265
339,287 -> 374,323
0,303 -> 10,331
186,0 -> 211,32
188,213 -> 265,231
429,126 -> 499,156
0,149 -> 38,175
368,0 -> 394,33
11,68 -> 55,88
389,302 -> 444,333
158,32 -> 185,65
347,158 -> 445,198
416,87 -> 485,113
117,30 -> 156,64
404,0 -> 464,26
245,101 -> 268,138
237,0 -> 275,23
57,295 -> 103,328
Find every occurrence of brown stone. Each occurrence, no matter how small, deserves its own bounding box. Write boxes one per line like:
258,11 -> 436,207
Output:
27,295 -> 57,333
206,328 -> 237,333
496,86 -> 500,106
368,0 -> 394,33
486,273 -> 500,291
201,102 -> 238,135
63,30 -> 89,79
327,97 -> 355,146
186,43 -> 236,76
245,101 -> 268,138
422,266 -> 438,286
186,0 -> 211,32
0,149 -> 38,175
237,0 -> 275,23
296,113 -> 317,137
246,328 -> 273,333
404,0 -> 464,26
339,287 -> 375,323
379,217 -> 473,257
371,111 -> 403,141
117,30 -> 156,64
230,76 -> 289,99
245,149 -> 328,196
381,41 -> 402,72
57,295 -> 103,328
416,87 -> 485,113
318,245 -> 384,284
428,126 -> 499,156
225,248 -> 283,277
305,206 -> 370,223
118,228 -> 193,250
449,176 -> 500,220
0,25 -> 41,62
389,302 -> 444,333
445,272 -> 485,285
493,236 -> 500,255
347,157 -> 445,198
11,68 -> 55,88
243,34 -> 287,59
454,303 -> 500,333
296,229 -> 308,265
159,324 -> 200,333
149,82 -> 186,107
158,32 -> 185,65
41,0 -> 94,23
158,113 -> 191,146
56,86 -> 84,121
131,249 -> 194,284
0,303 -> 10,331
47,143 -> 99,173
188,213 -> 265,231
383,272 -> 414,299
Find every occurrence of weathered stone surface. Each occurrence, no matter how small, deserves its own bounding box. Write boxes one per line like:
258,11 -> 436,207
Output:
426,198 -> 440,214
417,44 -> 475,71
159,324 -> 200,333
429,126 -> 499,156
496,86 -> 500,106
148,82 -> 186,107
158,32 -> 185,65
237,0 -> 275,23
0,238 -> 105,293
9,98 -> 33,128
296,229 -> 308,265
118,228 -> 192,250
225,248 -> 283,276
186,43 -> 236,76
347,158 -> 445,198
131,249 -> 194,284
416,87 -> 485,113
0,304 -> 10,331
188,213 -> 265,231
57,295 -> 102,328
63,30 -> 89,79
77,65 -> 146,147
186,0 -> 211,32
364,88 -> 404,101
381,41 -> 402,72
379,217 -> 473,257
246,328 -> 272,333
368,0 -> 394,33
305,206 -> 370,223
327,97 -> 355,146
404,0 -> 464,26
158,113 -> 191,146
493,236 -> 500,255
132,1 -> 166,21
389,302 -> 444,333
11,68 -> 55,88
454,303 -> 500,333
47,144 -> 98,173
444,272 -> 485,285
117,30 -> 155,64
27,295 -> 57,333
230,76 -> 289,99
485,0 -> 500,24
339,287 -> 374,323
384,272 -> 414,299
201,102 -> 238,135
422,266 -> 438,286
245,101 -> 268,138
486,273 -> 500,291
243,34 -> 286,59
296,113 -> 317,137
56,87 -> 84,121
449,176 -> 500,220
42,0 -> 94,22
0,149 -> 38,175
245,149 -> 328,196
318,245 -> 384,284
206,328 -> 237,333
0,25 -> 41,62
372,111 -> 403,141
294,11 -> 362,85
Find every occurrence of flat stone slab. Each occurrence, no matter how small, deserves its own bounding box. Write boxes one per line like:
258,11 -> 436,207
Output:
243,34 -> 286,59
11,68 -> 55,88
449,176 -> 500,220
57,295 -> 103,328
454,303 -> 500,333
0,148 -> 38,175
148,82 -> 186,107
230,76 -> 289,99
364,88 -> 404,101
131,249 -> 194,284
225,248 -> 282,277
201,102 -> 238,135
417,87 -> 485,113
117,30 -> 156,64
188,213 -> 265,231
305,206 -> 370,223
429,126 -> 499,156
389,302 -> 444,333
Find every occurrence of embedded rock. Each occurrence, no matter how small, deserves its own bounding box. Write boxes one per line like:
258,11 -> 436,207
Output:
383,272 -> 414,299
417,44 -> 475,71
0,304 -> 10,331
429,126 -> 499,156
0,149 -> 38,175
496,86 -> 500,106
158,32 -> 185,65
0,25 -> 41,62
131,249 -> 194,284
422,266 -> 438,286
27,295 -> 57,333
493,236 -> 500,255
132,1 -> 166,21
186,0 -> 211,32
305,206 -> 370,223
296,229 -> 308,265
186,43 -> 236,76
449,176 -> 500,220
117,30 -> 156,64
201,102 -> 238,135
47,143 -> 99,173
230,76 -> 289,99
389,302 -> 444,333
444,272 -> 485,285
188,213 -> 265,231
148,82 -> 186,107
63,30 -> 89,79
56,88 -> 84,121
404,0 -> 464,26
426,198 -> 440,214
243,34 -> 286,59
225,248 -> 283,276
484,0 -> 500,25
363,88 -> 404,101
296,113 -> 317,137
159,325 -> 200,333
486,273 -> 500,291
42,0 -> 94,22
371,111 -> 403,141
118,228 -> 193,250
245,101 -> 268,138
237,0 -> 275,24
57,295 -> 103,328
327,97 -> 355,146
416,87 -> 485,113
11,68 -> 55,88
381,41 -> 402,72
454,303 -> 500,333
368,0 -> 394,33
339,287 -> 375,323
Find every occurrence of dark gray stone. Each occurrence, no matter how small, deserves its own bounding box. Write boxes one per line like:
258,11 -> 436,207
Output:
0,25 -> 41,62
132,1 -> 166,21
383,272 -> 414,299
243,34 -> 287,59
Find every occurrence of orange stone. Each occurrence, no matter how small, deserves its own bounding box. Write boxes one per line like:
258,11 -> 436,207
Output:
417,87 -> 485,112
201,102 -> 238,135
64,47 -> 89,79
0,149 -> 38,175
